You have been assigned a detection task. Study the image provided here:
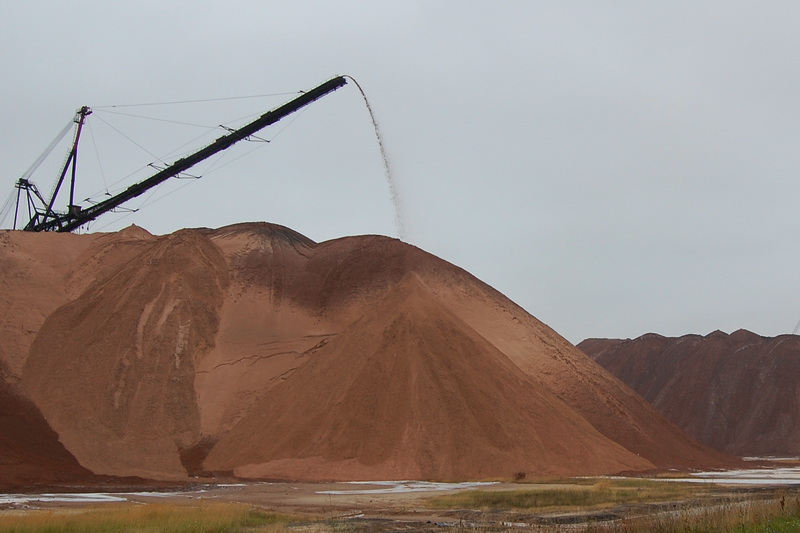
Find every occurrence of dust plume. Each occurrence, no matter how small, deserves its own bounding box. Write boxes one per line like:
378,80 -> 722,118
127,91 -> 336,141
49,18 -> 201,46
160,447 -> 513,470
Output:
346,76 -> 406,240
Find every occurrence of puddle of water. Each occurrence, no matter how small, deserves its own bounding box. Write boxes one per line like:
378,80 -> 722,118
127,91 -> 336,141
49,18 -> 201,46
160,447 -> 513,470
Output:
317,480 -> 497,495
652,466 -> 800,485
687,467 -> 800,485
0,493 -> 128,504
742,456 -> 800,462
0,490 -> 191,505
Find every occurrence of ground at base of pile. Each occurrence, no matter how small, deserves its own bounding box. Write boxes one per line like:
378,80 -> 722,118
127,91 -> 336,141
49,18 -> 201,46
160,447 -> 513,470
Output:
2,477 -> 800,532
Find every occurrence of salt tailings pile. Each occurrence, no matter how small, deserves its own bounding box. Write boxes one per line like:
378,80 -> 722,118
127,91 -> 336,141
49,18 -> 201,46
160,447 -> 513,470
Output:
580,331 -> 800,457
2,223 -> 734,484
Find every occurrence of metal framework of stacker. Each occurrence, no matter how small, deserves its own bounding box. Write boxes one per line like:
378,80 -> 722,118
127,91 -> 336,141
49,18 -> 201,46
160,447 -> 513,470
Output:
11,76 -> 348,233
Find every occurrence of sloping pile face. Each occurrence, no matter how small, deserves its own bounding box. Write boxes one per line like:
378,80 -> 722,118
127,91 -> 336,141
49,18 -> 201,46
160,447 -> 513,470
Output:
0,230 -> 100,379
5,223 -> 735,481
0,359 -> 93,489
0,229 -> 105,488
426,283 -> 732,471
204,273 -> 644,480
579,330 -> 800,456
23,229 -> 228,479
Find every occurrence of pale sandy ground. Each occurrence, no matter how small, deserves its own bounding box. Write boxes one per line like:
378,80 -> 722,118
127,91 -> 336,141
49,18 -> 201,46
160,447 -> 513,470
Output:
0,481 -> 531,530
0,481 -> 513,521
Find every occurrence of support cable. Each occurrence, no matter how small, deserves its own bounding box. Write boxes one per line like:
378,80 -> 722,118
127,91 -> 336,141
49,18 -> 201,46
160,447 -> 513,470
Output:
0,189 -> 16,227
93,108 -> 218,129
84,97 -> 307,202
91,113 -> 166,165
93,91 -> 303,109
86,121 -> 111,195
20,117 -> 74,181
88,96 -> 312,221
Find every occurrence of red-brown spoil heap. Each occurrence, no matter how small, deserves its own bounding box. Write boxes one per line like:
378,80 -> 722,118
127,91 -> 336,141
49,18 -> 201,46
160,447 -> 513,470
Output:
580,330 -> 800,456
204,273 -> 647,480
1,222 -> 736,482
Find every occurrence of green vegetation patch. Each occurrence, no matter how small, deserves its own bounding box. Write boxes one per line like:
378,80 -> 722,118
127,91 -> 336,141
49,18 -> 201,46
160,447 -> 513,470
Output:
747,515 -> 800,532
0,502 -> 298,533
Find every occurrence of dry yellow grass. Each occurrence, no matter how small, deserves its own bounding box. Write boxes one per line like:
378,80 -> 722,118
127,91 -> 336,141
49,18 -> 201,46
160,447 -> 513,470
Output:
0,501 -> 299,533
429,478 -> 703,512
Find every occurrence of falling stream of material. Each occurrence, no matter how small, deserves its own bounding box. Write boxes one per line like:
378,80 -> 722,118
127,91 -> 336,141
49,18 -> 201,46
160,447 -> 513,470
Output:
346,76 -> 406,240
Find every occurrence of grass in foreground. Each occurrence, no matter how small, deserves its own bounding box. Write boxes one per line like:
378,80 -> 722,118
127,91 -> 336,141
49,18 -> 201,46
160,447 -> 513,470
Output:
430,479 -> 800,532
0,502 -> 298,533
596,495 -> 800,533
429,478 -> 702,512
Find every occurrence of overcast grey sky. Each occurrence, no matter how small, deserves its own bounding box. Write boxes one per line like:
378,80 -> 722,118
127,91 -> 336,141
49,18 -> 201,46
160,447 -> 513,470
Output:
2,1 -> 800,343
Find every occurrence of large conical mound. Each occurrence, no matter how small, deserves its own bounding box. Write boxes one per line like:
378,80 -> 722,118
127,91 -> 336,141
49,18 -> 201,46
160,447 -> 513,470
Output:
2,222 -> 736,482
204,272 -> 649,480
